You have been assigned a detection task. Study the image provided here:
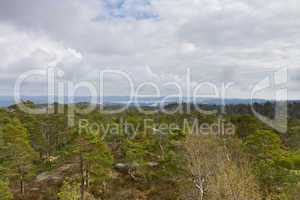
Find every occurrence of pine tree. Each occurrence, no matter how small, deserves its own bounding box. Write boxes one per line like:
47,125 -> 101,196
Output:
68,130 -> 113,200
0,118 -> 37,196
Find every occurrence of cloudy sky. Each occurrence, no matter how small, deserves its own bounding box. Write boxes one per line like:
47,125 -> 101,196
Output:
0,0 -> 299,99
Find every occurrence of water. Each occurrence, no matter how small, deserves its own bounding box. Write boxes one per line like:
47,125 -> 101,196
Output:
0,96 -> 268,108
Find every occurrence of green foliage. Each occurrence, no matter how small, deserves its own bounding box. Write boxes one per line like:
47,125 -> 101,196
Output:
244,130 -> 300,197
231,115 -> 261,138
1,102 -> 300,199
64,128 -> 113,200
280,182 -> 300,200
244,130 -> 282,160
71,130 -> 113,182
58,179 -> 80,200
0,180 -> 13,200
0,118 -> 37,193
277,151 -> 300,170
287,125 -> 300,150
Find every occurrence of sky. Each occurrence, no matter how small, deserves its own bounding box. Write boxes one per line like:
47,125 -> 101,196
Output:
0,0 -> 299,99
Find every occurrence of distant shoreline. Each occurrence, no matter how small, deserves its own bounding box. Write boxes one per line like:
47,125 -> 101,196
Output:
1,96 -> 298,108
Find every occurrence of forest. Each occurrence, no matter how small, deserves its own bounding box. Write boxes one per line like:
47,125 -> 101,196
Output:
0,101 -> 300,200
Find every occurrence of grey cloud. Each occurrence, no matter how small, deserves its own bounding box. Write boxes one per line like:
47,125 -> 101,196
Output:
0,0 -> 299,98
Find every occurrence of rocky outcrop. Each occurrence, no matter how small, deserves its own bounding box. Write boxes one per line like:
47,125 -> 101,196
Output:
23,163 -> 79,200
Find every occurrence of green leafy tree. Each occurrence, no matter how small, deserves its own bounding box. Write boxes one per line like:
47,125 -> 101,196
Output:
231,115 -> 261,138
122,138 -> 147,180
0,118 -> 37,195
244,130 -> 281,160
244,130 -> 293,197
121,130 -> 184,182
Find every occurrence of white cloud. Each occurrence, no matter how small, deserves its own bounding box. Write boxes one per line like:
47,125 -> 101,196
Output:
0,0 -> 299,98
0,24 -> 83,95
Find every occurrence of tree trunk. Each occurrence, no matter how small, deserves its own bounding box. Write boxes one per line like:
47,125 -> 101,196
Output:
20,177 -> 24,196
85,169 -> 89,189
194,176 -> 206,200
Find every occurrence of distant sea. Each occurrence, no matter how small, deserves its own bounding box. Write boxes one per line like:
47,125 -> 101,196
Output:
0,96 -> 271,108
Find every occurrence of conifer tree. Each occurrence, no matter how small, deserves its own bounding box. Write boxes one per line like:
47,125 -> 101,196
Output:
0,118 -> 37,195
68,129 -> 113,200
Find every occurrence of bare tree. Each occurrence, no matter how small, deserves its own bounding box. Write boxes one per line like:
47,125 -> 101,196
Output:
184,135 -> 225,200
183,135 -> 262,200
208,159 -> 261,200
